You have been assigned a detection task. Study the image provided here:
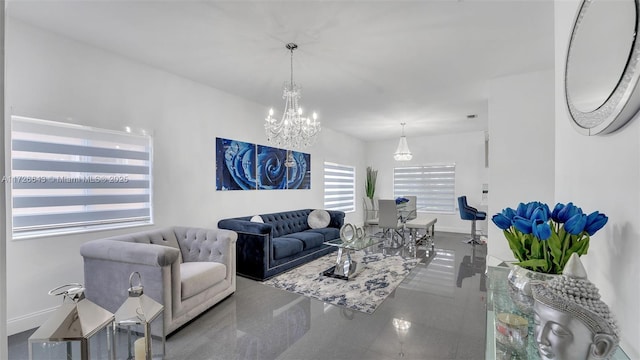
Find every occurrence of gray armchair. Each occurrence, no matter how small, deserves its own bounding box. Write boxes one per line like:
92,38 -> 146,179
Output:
80,226 -> 237,335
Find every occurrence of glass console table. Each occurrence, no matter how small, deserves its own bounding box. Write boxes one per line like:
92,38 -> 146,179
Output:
485,262 -> 629,360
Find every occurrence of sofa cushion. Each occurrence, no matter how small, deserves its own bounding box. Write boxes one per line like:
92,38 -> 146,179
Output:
284,231 -> 325,250
308,209 -> 330,229
180,262 -> 227,300
272,237 -> 304,260
306,227 -> 341,241
250,215 -> 264,223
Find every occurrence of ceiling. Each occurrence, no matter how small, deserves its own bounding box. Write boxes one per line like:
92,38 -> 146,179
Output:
6,0 -> 555,142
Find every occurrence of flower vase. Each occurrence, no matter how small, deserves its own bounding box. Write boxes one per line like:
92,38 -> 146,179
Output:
507,265 -> 558,314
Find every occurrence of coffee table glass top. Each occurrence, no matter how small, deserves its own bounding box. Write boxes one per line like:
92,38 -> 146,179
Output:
324,235 -> 385,251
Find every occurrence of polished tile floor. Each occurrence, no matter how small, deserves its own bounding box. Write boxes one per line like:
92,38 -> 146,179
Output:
8,232 -> 488,360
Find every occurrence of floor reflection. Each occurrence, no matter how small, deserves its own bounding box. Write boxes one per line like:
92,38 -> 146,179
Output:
456,243 -> 487,291
237,297 -> 311,360
400,249 -> 456,297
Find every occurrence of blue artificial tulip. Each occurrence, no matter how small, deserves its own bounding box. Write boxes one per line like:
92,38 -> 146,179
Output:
556,202 -> 582,223
531,206 -> 549,222
513,215 -> 533,234
551,203 -> 565,222
564,213 -> 587,235
502,207 -> 516,221
532,219 -> 551,240
541,203 -> 551,219
516,203 -> 528,218
585,211 -> 608,236
524,202 -> 537,219
492,213 -> 512,230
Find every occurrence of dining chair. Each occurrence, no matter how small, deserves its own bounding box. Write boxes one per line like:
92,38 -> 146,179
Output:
403,195 -> 417,221
378,199 -> 404,246
363,197 -> 379,234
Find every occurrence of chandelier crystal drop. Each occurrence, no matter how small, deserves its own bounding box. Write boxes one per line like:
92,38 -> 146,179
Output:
265,43 -> 320,150
394,123 -> 413,161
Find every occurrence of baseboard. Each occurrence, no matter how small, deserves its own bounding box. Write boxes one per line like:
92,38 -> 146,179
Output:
7,305 -> 59,335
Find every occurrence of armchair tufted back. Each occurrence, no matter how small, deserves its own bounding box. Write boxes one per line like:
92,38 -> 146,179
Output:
104,227 -> 181,250
99,227 -> 232,265
260,209 -> 312,238
173,226 -> 230,264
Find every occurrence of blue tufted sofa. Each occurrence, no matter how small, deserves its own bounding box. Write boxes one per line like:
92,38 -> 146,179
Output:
218,209 -> 344,281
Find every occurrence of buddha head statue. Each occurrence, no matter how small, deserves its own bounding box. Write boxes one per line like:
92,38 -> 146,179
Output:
531,253 -> 619,360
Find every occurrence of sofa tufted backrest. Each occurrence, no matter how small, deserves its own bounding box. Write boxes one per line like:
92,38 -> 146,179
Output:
260,209 -> 312,238
173,226 -> 229,264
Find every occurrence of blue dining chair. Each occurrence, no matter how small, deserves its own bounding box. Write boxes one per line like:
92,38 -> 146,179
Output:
458,196 -> 486,245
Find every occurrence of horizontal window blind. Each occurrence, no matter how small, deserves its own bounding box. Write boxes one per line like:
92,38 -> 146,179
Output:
323,162 -> 355,212
11,116 -> 153,238
394,164 -> 456,213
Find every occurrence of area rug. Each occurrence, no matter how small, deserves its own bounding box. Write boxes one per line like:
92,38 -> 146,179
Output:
262,252 -> 421,314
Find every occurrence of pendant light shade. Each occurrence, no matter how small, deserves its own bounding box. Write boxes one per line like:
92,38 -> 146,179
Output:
394,123 -> 413,161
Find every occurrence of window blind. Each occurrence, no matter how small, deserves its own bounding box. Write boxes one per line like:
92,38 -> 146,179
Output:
394,164 -> 456,213
10,116 -> 153,238
323,162 -> 355,212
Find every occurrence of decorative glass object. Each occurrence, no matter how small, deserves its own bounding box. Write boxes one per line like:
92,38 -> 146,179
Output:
114,272 -> 165,360
29,283 -> 115,360
495,312 -> 528,357
507,265 -> 558,313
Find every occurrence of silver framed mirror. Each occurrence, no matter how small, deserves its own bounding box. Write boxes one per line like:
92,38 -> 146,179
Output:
565,0 -> 640,135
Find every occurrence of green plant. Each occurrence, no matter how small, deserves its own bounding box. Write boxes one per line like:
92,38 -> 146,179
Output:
365,166 -> 378,199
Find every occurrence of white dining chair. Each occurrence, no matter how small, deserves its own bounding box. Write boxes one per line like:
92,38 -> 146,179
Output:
378,199 -> 404,246
403,195 -> 417,221
363,197 -> 379,234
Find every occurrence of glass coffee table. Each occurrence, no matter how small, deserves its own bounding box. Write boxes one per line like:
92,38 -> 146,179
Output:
322,235 -> 385,280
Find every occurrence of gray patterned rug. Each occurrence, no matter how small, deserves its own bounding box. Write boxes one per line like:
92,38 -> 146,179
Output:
262,252 -> 421,314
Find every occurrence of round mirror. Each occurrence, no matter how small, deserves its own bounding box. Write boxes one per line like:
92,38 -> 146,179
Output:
565,0 -> 640,135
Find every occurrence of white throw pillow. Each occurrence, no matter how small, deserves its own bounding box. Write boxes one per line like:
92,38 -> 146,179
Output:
308,209 -> 331,229
250,215 -> 264,223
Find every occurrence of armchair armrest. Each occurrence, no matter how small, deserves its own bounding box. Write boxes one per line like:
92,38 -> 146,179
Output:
80,239 -> 180,267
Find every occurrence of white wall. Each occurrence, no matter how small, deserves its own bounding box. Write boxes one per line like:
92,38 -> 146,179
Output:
554,1 -> 640,357
4,18 -> 366,334
365,131 -> 489,234
487,69 -> 555,262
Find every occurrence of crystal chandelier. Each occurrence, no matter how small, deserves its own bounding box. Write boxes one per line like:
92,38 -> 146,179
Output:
394,123 -> 413,161
265,43 -> 320,150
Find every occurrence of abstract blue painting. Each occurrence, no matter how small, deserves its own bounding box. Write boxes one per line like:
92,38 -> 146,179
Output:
256,145 -> 288,190
216,137 -> 311,191
216,138 -> 257,190
287,151 -> 311,189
